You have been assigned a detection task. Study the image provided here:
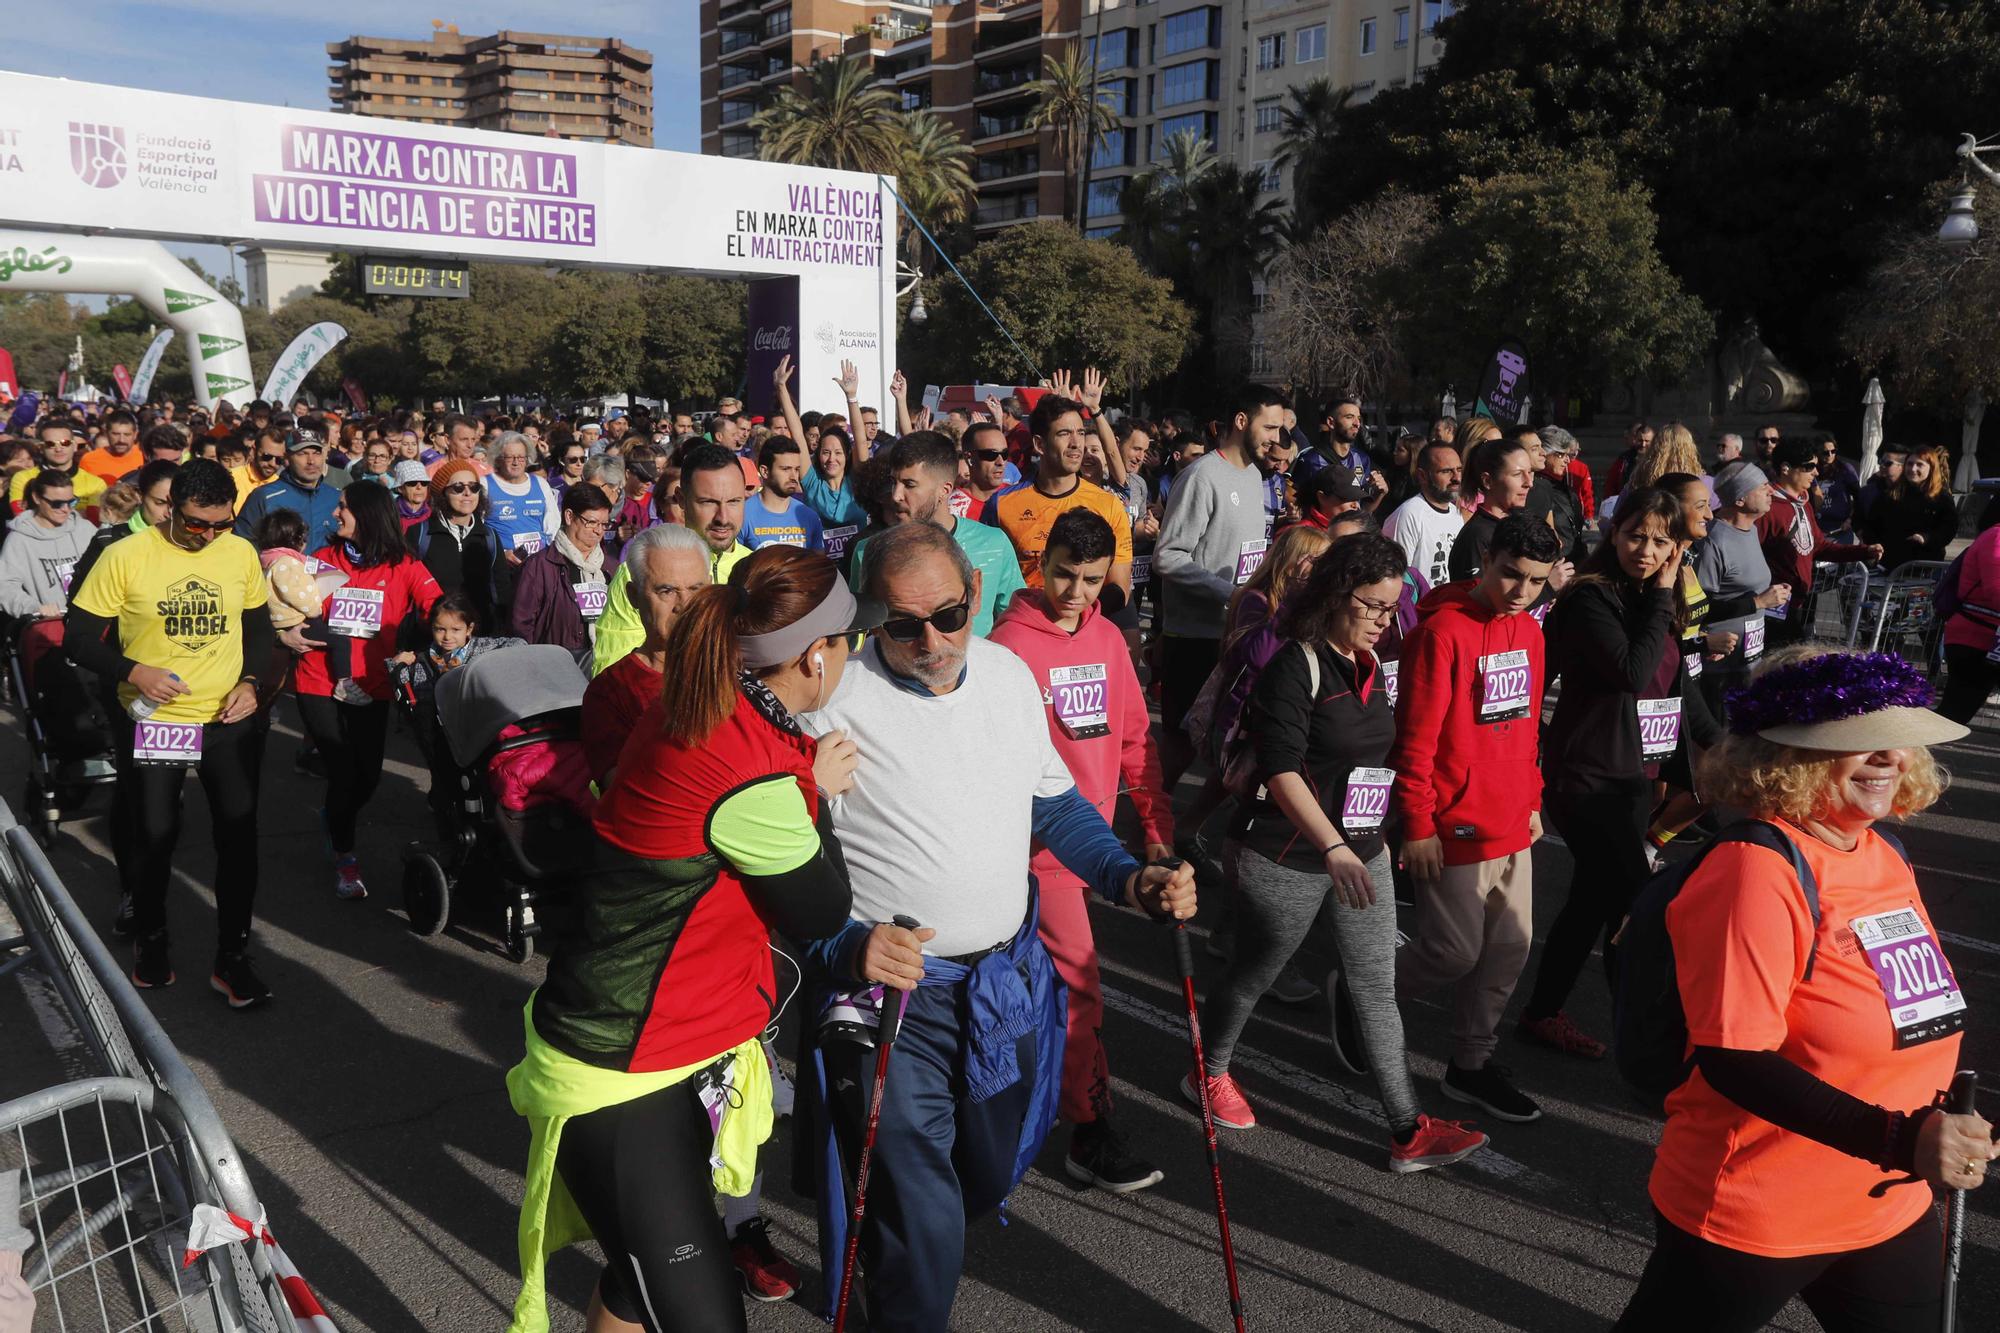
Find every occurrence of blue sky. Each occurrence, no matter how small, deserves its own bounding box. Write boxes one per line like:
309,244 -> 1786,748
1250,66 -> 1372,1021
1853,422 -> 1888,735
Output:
1,1 -> 702,293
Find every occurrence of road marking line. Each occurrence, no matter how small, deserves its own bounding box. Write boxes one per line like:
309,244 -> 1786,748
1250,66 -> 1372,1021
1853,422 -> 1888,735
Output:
1099,983 -> 1567,1192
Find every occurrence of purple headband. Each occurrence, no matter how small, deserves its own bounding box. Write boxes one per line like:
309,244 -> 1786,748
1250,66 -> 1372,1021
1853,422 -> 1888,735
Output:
1724,651 -> 1935,737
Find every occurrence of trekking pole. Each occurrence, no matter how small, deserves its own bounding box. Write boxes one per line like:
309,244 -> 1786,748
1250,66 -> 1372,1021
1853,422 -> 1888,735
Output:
1941,1069 -> 1979,1333
1175,920 -> 1247,1333
833,914 -> 922,1333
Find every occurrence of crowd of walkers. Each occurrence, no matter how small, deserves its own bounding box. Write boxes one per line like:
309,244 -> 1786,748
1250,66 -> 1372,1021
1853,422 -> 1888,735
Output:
1,380 -> 1996,1332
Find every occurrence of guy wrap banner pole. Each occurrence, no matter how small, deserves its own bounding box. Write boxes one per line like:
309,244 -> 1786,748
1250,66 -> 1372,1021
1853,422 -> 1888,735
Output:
128,327 -> 175,404
259,321 -> 347,407
1473,338 -> 1531,425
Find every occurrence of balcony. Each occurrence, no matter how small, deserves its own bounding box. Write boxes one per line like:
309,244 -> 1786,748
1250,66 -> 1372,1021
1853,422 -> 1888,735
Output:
718,0 -> 762,27
720,98 -> 760,126
720,28 -> 759,55
973,18 -> 1041,56
975,109 -> 1032,140
975,63 -> 1037,99
975,147 -> 1039,182
974,191 -> 1040,226
720,63 -> 759,90
765,11 -> 793,39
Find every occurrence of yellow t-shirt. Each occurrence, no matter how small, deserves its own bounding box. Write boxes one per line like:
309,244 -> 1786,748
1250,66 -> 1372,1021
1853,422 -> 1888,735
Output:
71,525 -> 268,724
985,478 -> 1134,588
9,466 -> 107,514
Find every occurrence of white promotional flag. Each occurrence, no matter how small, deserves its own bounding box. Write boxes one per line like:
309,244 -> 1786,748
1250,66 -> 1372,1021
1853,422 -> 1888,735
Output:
127,327 -> 175,404
259,321 -> 347,407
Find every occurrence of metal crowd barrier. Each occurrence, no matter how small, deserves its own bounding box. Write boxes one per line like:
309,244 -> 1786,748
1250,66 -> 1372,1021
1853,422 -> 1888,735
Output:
0,801 -> 303,1332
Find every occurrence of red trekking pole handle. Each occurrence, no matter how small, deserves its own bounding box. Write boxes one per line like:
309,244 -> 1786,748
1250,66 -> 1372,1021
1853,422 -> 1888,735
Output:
832,915 -> 921,1333
1175,917 -> 1247,1333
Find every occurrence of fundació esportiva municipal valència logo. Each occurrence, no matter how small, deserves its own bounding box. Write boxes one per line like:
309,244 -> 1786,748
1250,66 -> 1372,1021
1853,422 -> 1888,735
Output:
68,122 -> 128,189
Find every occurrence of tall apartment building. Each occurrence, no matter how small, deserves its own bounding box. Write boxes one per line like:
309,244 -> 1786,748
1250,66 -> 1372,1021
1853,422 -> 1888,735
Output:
327,28 -> 654,146
703,1 -> 1083,232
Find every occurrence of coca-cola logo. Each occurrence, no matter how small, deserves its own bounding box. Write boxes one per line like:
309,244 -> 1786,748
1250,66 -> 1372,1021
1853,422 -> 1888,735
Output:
752,325 -> 792,351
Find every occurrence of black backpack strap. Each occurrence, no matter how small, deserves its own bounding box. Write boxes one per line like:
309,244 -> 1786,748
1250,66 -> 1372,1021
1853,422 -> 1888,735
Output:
1874,826 -> 1912,871
1723,822 -> 1822,981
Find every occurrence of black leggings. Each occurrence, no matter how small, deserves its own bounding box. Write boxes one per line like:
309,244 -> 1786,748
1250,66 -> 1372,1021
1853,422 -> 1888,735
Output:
1523,788 -> 1652,1022
294,695 -> 390,856
113,713 -> 265,952
1613,1207 -> 1941,1332
1939,643 -> 1996,724
554,1079 -> 744,1332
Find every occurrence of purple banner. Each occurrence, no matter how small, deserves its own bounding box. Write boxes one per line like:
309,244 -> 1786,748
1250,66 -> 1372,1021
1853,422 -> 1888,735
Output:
745,277 -> 799,418
252,175 -> 596,245
279,125 -> 579,198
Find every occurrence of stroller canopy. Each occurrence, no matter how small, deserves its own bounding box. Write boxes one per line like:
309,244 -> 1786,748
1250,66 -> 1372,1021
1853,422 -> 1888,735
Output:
435,643 -> 588,768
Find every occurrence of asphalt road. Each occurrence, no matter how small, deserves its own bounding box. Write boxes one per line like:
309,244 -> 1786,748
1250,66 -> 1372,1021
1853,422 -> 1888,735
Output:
4,684 -> 1998,1333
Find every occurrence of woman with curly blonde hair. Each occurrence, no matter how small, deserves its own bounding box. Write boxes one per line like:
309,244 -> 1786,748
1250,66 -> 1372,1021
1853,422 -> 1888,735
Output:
1626,421 -> 1706,495
1615,645 -> 1993,1332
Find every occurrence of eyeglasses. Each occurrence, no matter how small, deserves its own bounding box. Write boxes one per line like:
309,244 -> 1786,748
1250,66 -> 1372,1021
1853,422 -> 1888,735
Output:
573,515 -> 612,531
1349,594 -> 1400,624
176,512 -> 233,533
1757,435 -> 1781,445
966,448 -> 1006,463
40,497 -> 75,509
880,593 -> 972,643
563,454 -> 587,465
442,482 -> 480,495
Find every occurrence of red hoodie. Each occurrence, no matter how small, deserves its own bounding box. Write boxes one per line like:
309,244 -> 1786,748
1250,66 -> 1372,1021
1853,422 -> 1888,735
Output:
1390,581 -> 1544,866
989,588 -> 1173,888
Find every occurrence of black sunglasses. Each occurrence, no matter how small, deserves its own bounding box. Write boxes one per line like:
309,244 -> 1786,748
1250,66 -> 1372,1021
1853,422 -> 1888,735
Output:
880,594 -> 972,643
966,448 -> 1006,463
41,496 -> 75,508
176,511 -> 233,533
258,451 -> 286,463
442,482 -> 481,495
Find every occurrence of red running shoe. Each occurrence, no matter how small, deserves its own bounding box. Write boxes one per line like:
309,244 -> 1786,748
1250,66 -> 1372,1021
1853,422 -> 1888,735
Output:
1516,1011 -> 1607,1061
729,1216 -> 798,1303
1389,1115 -> 1489,1174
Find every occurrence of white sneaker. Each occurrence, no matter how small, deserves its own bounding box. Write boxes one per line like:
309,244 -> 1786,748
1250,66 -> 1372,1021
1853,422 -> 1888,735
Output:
764,1040 -> 795,1117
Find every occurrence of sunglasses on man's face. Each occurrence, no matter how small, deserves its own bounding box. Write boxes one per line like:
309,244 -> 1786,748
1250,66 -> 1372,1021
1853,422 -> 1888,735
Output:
176,512 -> 233,533
41,497 -> 75,509
1757,435 -> 1780,445
258,451 -> 286,463
966,448 -> 1006,463
880,593 -> 972,643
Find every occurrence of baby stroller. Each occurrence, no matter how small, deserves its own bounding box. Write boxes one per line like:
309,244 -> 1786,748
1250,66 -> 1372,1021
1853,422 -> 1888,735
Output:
9,615 -> 116,846
399,643 -> 596,962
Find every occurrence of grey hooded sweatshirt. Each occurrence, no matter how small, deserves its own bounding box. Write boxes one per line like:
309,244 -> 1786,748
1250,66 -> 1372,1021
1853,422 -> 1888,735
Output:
0,509 -> 98,616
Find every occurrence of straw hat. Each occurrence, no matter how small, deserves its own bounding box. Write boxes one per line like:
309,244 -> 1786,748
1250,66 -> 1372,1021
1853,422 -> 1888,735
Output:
1727,650 -> 1969,751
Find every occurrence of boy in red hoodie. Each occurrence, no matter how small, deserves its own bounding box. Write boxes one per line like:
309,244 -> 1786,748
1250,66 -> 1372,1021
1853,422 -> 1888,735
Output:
989,508 -> 1174,1192
1392,514 -> 1557,1125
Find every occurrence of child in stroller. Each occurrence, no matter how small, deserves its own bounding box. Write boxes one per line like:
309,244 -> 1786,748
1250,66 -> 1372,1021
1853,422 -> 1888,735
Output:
400,641 -> 593,961
388,594 -> 523,832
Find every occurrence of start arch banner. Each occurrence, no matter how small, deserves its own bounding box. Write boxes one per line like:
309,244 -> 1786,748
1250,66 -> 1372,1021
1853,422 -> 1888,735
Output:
0,72 -> 896,415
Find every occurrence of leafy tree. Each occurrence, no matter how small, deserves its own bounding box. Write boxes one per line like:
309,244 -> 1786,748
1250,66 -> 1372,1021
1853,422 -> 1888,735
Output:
1311,0 -> 2000,388
549,275 -> 647,399
1272,79 -> 1354,237
1028,44 -> 1119,227
1383,158 -> 1713,403
1846,180 -> 2000,409
1265,191 -> 1437,402
905,224 -> 1193,392
751,56 -> 905,174
892,110 -> 978,239
408,264 -> 569,399
636,274 -> 746,403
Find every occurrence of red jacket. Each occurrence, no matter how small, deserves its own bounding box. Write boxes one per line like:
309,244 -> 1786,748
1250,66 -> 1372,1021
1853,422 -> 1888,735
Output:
295,546 -> 442,701
988,590 -> 1173,885
1566,458 -> 1596,519
1755,487 -> 1871,601
1390,581 -> 1544,866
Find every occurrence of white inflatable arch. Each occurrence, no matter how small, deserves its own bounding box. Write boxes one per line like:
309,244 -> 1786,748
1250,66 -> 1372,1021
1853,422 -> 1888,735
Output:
0,230 -> 255,408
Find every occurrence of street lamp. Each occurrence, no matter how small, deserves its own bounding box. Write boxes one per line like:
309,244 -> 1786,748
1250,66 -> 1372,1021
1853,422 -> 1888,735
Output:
1939,133 -> 2000,245
897,259 -> 926,325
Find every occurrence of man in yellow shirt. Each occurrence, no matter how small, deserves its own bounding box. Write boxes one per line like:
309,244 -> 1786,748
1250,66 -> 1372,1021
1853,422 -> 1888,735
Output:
9,420 -> 108,516
66,457 -> 274,1009
229,429 -> 287,510
980,393 -> 1133,594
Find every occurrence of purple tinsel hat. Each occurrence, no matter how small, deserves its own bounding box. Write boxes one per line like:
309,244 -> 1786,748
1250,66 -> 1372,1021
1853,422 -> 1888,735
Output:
1726,651 -> 1968,751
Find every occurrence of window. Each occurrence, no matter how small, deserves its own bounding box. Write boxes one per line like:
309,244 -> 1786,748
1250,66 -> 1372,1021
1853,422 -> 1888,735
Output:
1156,59 -> 1217,109
1359,18 -> 1376,55
1086,179 -> 1123,218
1097,77 -> 1136,115
1395,7 -> 1411,44
1091,128 -> 1133,169
1158,6 -> 1219,57
1423,0 -> 1455,32
1086,28 -> 1132,68
1296,23 -> 1325,63
1258,162 -> 1281,192
1254,98 -> 1282,133
1256,33 -> 1284,70
1153,111 -> 1217,158
1085,225 -> 1120,240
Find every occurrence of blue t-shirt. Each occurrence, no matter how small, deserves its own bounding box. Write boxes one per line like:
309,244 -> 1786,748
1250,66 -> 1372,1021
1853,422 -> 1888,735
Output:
801,468 -> 867,529
483,474 -> 557,555
740,493 -> 825,551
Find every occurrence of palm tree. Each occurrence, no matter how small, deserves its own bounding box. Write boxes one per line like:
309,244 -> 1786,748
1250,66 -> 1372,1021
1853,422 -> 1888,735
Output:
749,55 -> 905,173
1272,78 -> 1354,236
1027,44 -> 1120,227
893,110 -> 977,237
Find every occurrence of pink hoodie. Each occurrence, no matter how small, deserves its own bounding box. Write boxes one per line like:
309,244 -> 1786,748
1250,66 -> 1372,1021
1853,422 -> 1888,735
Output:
1944,523 -> 2000,652
989,589 -> 1173,889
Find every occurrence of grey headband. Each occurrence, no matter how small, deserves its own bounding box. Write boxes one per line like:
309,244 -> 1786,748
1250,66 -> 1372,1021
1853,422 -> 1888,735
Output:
1715,462 -> 1769,505
739,576 -> 860,670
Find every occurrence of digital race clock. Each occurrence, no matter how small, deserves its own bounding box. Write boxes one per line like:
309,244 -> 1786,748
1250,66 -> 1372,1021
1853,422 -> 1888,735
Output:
360,260 -> 470,298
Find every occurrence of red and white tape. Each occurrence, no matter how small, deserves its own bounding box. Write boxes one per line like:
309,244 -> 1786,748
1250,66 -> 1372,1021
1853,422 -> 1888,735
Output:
182,1204 -> 337,1333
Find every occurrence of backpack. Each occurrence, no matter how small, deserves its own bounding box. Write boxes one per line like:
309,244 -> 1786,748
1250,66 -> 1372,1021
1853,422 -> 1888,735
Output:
1217,643 -> 1317,796
1613,820 -> 1909,1108
1932,549 -> 1968,623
